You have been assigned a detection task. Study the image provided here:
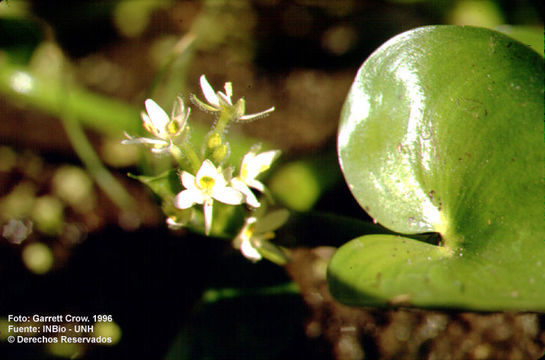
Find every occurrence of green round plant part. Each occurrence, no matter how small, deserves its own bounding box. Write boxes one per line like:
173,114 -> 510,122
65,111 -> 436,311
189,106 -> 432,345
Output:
330,25 -> 544,311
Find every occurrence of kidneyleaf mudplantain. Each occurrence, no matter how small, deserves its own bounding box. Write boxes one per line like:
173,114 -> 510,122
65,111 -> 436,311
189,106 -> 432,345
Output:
329,25 -> 545,311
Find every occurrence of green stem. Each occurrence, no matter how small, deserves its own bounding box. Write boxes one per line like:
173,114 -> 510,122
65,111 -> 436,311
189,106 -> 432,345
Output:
201,282 -> 300,304
0,61 -> 141,135
213,110 -> 232,135
169,145 -> 188,169
173,142 -> 201,173
60,109 -> 135,212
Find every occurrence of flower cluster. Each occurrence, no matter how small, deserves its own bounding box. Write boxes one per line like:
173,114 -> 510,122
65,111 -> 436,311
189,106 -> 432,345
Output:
123,75 -> 287,264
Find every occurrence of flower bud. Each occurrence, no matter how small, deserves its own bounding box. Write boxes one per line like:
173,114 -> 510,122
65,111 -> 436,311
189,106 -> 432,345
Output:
207,132 -> 222,149
212,144 -> 228,164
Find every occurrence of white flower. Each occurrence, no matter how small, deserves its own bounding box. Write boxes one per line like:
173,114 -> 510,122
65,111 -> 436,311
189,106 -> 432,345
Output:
238,217 -> 263,261
231,146 -> 280,208
122,97 -> 190,153
191,74 -> 275,122
233,210 -> 289,263
173,159 -> 243,235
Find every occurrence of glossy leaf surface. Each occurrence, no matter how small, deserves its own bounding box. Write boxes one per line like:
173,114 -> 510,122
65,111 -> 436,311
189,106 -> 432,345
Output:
330,26 -> 544,311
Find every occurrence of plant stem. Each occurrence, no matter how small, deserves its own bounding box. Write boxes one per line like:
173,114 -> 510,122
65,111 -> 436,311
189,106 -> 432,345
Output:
213,110 -> 232,135
173,142 -> 201,173
0,61 -> 141,135
201,282 -> 300,304
60,109 -> 135,212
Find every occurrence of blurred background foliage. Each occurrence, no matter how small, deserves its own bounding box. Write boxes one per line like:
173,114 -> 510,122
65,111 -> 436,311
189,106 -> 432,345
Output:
0,0 -> 543,359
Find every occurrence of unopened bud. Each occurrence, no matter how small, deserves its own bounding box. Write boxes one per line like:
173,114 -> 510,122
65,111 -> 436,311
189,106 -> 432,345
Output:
212,144 -> 228,164
207,132 -> 222,149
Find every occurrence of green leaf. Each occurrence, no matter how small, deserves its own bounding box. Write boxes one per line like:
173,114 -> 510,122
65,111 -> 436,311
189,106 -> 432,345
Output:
330,25 -> 545,311
129,170 -> 192,225
129,170 -> 181,200
496,25 -> 544,57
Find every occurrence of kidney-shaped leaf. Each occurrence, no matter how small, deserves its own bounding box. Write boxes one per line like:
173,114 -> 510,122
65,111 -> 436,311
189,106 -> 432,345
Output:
330,25 -> 544,311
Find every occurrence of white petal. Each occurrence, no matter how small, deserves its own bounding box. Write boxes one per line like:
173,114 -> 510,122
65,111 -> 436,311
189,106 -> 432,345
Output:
247,179 -> 265,193
245,150 -> 279,180
230,177 -> 246,191
238,153 -> 254,181
241,150 -> 256,166
240,237 -> 262,262
203,199 -> 213,235
217,91 -> 233,107
212,186 -> 243,205
254,150 -> 280,169
212,169 -> 228,188
240,149 -> 277,180
224,81 -> 233,99
200,75 -> 219,107
174,189 -> 203,209
140,111 -> 152,128
171,96 -> 190,133
196,159 -> 219,182
141,111 -> 162,139
243,191 -> 260,208
181,171 -> 196,190
172,96 -> 188,120
231,178 -> 260,208
145,99 -> 170,133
